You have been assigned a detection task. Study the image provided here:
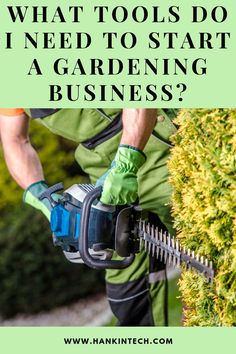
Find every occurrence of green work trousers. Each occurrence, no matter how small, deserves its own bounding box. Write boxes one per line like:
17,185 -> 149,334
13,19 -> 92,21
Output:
75,111 -> 177,326
33,108 -> 177,326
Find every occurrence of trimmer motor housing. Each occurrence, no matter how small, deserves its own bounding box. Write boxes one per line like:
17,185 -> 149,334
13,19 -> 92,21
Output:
40,183 -> 139,268
51,184 -> 116,255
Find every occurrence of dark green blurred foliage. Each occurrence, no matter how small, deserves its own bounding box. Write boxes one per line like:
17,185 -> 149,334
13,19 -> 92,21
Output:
0,121 -> 104,318
0,207 -> 104,318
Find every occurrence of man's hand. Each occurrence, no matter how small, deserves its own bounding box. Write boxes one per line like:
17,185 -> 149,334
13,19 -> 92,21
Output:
23,181 -> 60,221
96,145 -> 146,205
96,109 -> 157,205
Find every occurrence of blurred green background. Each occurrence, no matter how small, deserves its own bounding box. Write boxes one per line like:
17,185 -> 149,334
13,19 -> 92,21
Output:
0,120 -> 105,318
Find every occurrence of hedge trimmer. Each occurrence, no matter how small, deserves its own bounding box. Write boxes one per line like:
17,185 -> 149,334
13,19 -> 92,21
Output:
40,183 -> 214,282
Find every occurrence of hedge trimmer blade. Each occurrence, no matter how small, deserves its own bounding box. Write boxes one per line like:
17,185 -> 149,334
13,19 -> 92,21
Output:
137,220 -> 214,282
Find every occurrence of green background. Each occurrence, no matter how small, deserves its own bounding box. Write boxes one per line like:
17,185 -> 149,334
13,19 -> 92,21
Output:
0,327 -> 235,354
0,0 -> 235,107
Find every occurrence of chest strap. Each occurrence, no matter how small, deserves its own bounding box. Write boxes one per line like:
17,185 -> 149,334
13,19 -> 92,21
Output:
82,113 -> 122,149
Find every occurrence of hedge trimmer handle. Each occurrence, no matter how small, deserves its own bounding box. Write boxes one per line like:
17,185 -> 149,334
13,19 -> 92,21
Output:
79,186 -> 135,269
39,182 -> 64,207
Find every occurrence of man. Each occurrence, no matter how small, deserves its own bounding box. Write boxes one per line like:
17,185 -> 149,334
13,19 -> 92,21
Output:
0,108 -> 177,326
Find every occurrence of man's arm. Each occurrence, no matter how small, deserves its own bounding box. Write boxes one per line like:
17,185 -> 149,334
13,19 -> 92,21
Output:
121,109 -> 157,149
97,108 -> 158,205
0,112 -> 60,220
0,112 -> 44,189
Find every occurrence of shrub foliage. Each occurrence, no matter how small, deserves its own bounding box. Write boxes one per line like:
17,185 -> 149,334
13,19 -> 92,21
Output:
169,109 -> 236,326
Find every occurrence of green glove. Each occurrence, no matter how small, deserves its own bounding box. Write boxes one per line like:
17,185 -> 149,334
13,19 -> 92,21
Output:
23,181 -> 60,221
96,144 -> 146,205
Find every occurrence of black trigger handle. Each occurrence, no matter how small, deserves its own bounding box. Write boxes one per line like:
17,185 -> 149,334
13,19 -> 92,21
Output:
39,182 -> 64,207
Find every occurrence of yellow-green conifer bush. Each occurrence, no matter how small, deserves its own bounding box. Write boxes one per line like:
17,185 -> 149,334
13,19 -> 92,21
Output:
168,109 -> 236,326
